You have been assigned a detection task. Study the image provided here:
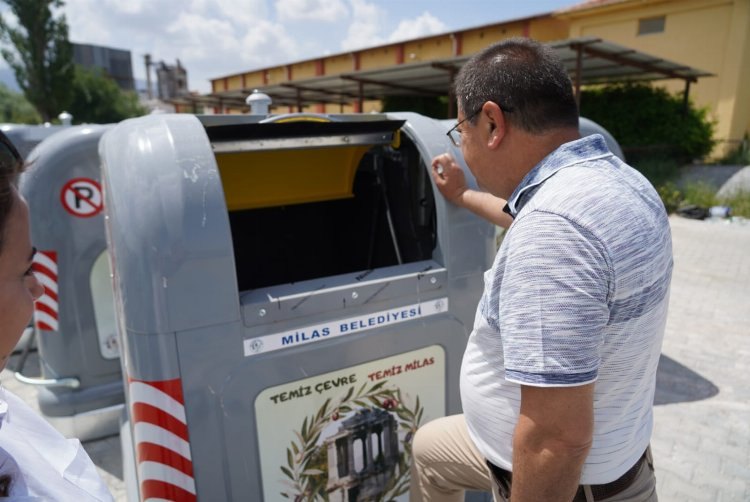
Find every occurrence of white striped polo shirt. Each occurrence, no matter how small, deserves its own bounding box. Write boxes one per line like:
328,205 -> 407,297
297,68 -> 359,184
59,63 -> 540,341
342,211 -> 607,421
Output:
460,134 -> 673,484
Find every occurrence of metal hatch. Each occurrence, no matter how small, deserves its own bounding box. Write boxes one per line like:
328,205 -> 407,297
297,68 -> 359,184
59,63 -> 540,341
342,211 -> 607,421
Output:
206,116 -> 405,211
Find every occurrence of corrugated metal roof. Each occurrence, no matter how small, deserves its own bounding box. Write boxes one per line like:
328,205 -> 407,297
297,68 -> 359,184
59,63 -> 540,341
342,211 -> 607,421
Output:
556,0 -> 633,14
550,36 -> 713,83
180,37 -> 713,111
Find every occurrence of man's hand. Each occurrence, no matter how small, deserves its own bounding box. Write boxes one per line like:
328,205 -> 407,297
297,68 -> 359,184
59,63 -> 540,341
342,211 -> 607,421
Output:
431,153 -> 469,203
430,152 -> 514,229
511,383 -> 594,502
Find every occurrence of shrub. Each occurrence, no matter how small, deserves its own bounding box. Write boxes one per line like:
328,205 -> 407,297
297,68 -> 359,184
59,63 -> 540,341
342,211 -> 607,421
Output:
580,83 -> 715,165
381,95 -> 450,119
631,157 -> 681,187
681,181 -> 718,208
655,180 -> 750,218
68,65 -> 146,124
0,83 -> 41,123
719,190 -> 750,217
657,182 -> 683,214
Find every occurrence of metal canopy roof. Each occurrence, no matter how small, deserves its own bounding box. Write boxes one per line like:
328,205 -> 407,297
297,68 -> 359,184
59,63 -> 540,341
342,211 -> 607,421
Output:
178,36 -> 713,112
550,36 -> 713,91
189,58 -> 469,110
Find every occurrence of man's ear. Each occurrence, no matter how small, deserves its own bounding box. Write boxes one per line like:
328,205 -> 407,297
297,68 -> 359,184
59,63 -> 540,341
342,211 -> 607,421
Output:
484,102 -> 507,150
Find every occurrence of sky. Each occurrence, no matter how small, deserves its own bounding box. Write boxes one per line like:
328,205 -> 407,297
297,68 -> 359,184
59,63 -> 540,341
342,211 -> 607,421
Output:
1,0 -> 578,95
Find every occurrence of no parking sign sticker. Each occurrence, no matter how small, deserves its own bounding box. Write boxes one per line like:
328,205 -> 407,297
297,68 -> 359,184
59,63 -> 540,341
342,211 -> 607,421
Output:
61,178 -> 103,218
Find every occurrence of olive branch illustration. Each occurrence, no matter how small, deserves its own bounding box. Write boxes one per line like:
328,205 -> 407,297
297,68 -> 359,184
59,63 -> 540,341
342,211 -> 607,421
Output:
279,379 -> 424,501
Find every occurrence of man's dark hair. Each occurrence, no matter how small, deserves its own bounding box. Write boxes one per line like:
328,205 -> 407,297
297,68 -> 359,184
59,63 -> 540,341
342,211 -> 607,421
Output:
453,37 -> 579,133
0,131 -> 24,253
0,474 -> 11,496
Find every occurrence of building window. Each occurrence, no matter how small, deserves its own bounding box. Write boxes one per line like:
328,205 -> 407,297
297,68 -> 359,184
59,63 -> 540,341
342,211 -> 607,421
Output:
638,16 -> 665,35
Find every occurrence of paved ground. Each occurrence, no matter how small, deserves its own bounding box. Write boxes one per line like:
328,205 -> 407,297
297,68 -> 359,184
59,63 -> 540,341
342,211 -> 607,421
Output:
2,215 -> 749,501
651,216 -> 750,501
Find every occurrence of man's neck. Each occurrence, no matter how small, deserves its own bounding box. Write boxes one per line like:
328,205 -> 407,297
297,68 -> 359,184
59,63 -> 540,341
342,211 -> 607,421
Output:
496,127 -> 580,199
521,127 -> 581,171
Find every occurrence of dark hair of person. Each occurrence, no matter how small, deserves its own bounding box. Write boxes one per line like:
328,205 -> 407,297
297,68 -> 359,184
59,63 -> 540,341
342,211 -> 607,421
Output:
0,473 -> 11,496
453,37 -> 579,134
0,130 -> 24,254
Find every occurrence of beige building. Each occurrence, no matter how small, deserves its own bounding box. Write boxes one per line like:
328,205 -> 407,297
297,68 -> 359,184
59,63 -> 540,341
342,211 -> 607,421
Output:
200,0 -> 749,156
559,0 -> 749,156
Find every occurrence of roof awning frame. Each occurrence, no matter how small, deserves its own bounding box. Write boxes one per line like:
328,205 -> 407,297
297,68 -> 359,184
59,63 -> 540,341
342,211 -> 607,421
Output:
177,37 -> 713,115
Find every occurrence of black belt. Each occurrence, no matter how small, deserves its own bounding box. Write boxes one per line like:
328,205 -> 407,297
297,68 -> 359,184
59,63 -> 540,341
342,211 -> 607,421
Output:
486,449 -> 649,501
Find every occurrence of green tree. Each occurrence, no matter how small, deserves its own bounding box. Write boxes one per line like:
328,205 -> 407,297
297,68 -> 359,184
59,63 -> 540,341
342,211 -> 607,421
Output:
0,82 -> 41,123
68,65 -> 145,124
0,0 -> 73,121
381,95 -> 451,119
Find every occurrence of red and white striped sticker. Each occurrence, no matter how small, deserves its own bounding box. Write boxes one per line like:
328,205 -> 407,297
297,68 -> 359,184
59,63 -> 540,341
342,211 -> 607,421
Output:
129,377 -> 196,502
32,251 -> 59,332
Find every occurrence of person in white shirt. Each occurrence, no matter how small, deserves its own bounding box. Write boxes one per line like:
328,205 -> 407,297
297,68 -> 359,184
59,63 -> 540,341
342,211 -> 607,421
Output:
0,130 -> 113,501
410,38 -> 671,502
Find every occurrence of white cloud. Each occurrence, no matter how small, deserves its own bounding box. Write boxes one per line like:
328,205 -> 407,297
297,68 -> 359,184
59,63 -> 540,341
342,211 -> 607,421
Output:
0,7 -> 19,28
387,12 -> 447,43
156,13 -> 300,87
203,0 -> 269,27
276,0 -> 348,22
99,0 -> 150,15
65,0 -> 187,47
339,2 -> 447,52
164,12 -> 238,62
238,20 -> 300,68
64,1 -> 116,45
340,0 -> 385,51
61,0 -> 285,92
3,0 -> 504,95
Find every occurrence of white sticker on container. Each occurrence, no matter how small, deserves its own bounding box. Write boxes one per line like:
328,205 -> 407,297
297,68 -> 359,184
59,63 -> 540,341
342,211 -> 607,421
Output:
244,297 -> 448,357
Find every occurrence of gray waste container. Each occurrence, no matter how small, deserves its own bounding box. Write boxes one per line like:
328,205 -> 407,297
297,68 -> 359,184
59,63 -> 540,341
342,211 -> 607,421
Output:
579,117 -> 625,161
101,111 -> 495,501
2,122 -> 70,159
18,124 -> 124,441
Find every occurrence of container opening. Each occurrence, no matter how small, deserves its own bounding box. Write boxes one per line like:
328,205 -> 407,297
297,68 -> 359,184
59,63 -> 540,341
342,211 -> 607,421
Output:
221,131 -> 436,291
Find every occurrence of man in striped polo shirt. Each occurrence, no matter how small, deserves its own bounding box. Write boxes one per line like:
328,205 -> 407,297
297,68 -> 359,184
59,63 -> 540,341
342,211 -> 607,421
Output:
410,38 -> 673,502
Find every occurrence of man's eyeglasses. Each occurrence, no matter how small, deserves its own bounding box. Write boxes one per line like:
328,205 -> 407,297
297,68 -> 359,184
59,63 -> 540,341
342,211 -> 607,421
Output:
446,103 -> 513,148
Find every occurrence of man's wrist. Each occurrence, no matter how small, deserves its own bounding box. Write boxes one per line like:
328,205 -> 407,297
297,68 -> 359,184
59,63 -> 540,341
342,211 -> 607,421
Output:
451,187 -> 471,207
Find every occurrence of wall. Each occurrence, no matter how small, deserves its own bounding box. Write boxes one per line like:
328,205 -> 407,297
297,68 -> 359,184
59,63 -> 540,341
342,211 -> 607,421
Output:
462,23 -> 526,54
402,35 -> 453,62
563,0 -> 750,155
